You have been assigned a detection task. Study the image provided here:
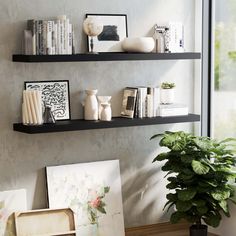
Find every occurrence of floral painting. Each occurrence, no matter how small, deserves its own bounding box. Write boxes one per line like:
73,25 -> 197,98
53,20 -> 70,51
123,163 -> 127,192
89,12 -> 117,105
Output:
0,189 -> 27,236
46,160 -> 125,236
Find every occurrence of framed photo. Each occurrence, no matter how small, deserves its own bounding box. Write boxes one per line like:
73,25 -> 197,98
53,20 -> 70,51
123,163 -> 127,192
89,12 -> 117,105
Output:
25,80 -> 71,121
46,160 -> 125,236
121,88 -> 138,118
86,14 -> 128,52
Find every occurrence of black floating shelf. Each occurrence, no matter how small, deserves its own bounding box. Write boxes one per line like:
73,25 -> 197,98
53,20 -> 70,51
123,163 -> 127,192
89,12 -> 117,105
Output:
13,114 -> 200,134
12,52 -> 201,63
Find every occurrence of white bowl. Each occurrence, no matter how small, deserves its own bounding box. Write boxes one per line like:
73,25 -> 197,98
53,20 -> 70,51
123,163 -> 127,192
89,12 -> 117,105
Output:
122,37 -> 155,53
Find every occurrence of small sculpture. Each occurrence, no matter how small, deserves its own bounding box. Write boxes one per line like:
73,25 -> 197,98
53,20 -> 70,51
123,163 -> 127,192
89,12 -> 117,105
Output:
43,103 -> 56,124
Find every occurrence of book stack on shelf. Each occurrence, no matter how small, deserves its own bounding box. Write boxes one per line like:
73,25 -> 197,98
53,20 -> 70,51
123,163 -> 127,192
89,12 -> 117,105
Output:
24,15 -> 74,55
121,87 -> 189,119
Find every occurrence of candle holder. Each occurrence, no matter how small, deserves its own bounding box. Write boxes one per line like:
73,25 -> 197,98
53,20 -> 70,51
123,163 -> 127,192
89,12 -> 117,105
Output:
83,17 -> 103,54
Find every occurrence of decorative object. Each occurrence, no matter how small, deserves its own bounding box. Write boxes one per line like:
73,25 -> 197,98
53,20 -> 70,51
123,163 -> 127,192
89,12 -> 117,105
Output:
83,17 -> 104,54
84,89 -> 99,120
101,103 -> 112,121
151,131 -> 236,236
97,96 -> 112,120
159,104 -> 188,117
121,88 -> 138,118
22,90 -> 43,125
168,22 -> 184,53
122,37 -> 155,53
46,160 -> 125,236
14,208 -> 76,236
43,103 -> 56,124
153,25 -> 166,53
160,82 -> 176,104
85,14 -> 128,52
0,189 -> 27,236
25,80 -> 70,121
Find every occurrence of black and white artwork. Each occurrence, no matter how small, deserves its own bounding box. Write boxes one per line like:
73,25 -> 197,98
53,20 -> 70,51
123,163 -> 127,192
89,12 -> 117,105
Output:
86,14 -> 128,52
25,80 -> 70,121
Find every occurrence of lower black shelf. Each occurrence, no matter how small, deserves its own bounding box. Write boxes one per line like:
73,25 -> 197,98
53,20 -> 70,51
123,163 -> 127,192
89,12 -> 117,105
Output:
13,114 -> 200,134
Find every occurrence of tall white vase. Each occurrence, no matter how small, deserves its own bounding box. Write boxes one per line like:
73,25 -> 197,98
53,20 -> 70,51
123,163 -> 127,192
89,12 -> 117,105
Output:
97,96 -> 112,120
84,90 -> 98,120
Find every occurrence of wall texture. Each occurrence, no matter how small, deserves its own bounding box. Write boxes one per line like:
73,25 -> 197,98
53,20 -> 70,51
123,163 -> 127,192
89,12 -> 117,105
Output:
0,0 -> 198,228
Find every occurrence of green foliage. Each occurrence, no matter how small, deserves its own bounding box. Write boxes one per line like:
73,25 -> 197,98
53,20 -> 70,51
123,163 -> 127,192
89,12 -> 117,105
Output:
161,82 -> 176,89
151,131 -> 236,227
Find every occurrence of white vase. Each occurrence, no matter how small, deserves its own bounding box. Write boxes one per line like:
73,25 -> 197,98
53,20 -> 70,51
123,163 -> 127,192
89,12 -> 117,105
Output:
100,103 -> 112,121
84,90 -> 99,120
97,96 -> 112,120
160,89 -> 175,104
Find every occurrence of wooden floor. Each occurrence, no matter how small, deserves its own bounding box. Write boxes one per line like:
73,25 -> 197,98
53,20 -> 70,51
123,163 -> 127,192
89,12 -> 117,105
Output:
125,222 -> 219,236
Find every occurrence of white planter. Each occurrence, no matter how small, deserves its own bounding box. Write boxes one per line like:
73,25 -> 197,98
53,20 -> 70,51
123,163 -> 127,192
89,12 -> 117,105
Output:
84,90 -> 99,120
122,37 -> 155,53
100,103 -> 112,121
160,89 -> 175,104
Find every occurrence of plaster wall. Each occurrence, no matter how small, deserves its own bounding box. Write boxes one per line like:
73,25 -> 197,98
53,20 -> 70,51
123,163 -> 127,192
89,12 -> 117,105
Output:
0,0 -> 198,228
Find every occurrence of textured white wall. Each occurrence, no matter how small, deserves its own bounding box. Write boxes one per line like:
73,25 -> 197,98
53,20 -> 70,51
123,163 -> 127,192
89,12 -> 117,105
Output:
0,0 -> 198,228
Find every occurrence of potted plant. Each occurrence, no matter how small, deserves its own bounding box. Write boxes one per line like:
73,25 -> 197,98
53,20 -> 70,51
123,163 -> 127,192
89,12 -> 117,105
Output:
151,131 -> 236,236
160,82 -> 176,104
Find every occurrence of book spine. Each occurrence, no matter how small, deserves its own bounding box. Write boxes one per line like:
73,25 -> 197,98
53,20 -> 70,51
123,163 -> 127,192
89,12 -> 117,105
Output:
52,22 -> 57,55
42,20 -> 47,55
27,19 -> 36,55
23,30 -> 33,55
68,23 -> 73,55
147,87 -> 154,118
60,20 -> 64,54
46,21 -> 53,55
65,18 -> 70,54
38,20 -> 43,55
153,87 -> 160,117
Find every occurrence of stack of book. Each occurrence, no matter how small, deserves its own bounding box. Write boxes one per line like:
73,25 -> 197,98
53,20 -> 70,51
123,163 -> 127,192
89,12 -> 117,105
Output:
120,87 -> 189,119
121,87 -> 160,119
24,15 -> 74,55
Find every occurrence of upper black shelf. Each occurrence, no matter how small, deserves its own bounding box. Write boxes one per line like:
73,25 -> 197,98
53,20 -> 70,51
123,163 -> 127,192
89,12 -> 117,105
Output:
12,52 -> 201,63
13,114 -> 200,134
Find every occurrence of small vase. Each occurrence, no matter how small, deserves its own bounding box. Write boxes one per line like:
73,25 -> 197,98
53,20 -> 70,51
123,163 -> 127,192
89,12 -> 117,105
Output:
97,96 -> 112,120
84,90 -> 99,120
100,103 -> 112,121
160,88 -> 175,104
190,224 -> 208,236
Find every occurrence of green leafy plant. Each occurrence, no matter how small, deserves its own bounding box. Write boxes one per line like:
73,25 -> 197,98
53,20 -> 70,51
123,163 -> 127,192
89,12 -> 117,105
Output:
151,131 -> 236,228
161,82 -> 176,89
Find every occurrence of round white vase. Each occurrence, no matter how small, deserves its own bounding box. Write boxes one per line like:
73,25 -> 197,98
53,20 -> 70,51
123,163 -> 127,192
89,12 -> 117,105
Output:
122,37 -> 155,53
97,96 -> 112,120
160,89 -> 175,104
100,103 -> 112,121
84,90 -> 99,120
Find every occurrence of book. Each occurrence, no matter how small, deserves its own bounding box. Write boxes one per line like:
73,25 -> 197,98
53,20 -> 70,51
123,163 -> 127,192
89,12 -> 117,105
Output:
153,87 -> 160,116
146,87 -> 154,118
46,21 -> 53,55
27,20 -> 36,55
23,30 -> 33,55
121,88 -> 138,118
159,104 -> 188,117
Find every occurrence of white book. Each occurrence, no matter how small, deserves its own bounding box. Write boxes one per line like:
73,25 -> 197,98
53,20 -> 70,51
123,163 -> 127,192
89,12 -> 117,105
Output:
23,30 -> 33,55
159,104 -> 188,117
46,21 -> 53,55
52,22 -> 57,55
56,19 -> 61,54
169,22 -> 184,53
57,15 -> 67,54
64,18 -> 70,54
153,87 -> 160,117
146,87 -> 154,118
68,23 -> 73,55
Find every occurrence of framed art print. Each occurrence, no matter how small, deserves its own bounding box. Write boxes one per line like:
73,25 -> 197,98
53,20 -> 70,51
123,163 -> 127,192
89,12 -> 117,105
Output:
46,160 -> 125,236
25,80 -> 71,121
86,14 -> 128,52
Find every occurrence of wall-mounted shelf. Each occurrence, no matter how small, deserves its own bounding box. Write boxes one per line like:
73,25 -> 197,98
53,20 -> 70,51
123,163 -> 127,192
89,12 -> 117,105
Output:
13,114 -> 200,134
12,52 -> 201,63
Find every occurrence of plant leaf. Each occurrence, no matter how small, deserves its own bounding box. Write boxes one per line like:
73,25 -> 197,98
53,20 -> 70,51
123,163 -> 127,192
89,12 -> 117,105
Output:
219,200 -> 230,216
153,152 -> 170,162
176,200 -> 192,212
170,211 -> 185,224
177,189 -> 197,201
211,189 -> 231,201
192,160 -> 210,175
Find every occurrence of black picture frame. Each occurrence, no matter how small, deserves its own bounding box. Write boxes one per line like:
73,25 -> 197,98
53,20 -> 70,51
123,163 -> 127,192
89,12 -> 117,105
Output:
85,14 -> 128,53
24,80 -> 71,121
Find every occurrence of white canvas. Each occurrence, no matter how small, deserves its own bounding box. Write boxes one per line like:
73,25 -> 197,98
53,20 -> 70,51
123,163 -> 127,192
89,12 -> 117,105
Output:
0,189 -> 27,236
46,160 -> 125,236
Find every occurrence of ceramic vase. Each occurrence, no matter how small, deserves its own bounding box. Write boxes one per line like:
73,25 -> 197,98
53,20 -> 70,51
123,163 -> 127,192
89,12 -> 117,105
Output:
160,88 -> 175,104
84,90 -> 98,120
97,96 -> 112,120
100,103 -> 112,121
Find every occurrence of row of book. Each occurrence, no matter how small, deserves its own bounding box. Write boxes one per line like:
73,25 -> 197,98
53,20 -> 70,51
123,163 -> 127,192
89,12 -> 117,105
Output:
121,87 -> 188,118
24,15 -> 74,55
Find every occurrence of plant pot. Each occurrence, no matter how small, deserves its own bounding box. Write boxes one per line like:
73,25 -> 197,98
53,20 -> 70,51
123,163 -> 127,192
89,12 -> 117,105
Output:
190,224 -> 208,236
160,88 -> 175,104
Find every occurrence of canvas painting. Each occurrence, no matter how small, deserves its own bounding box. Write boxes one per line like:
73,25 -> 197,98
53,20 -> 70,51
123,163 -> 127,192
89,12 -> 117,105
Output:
86,14 -> 128,52
25,80 -> 70,120
0,189 -> 27,236
46,160 -> 125,236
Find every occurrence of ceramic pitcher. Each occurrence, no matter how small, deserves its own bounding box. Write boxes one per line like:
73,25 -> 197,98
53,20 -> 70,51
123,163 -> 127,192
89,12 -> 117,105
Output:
84,90 -> 98,120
